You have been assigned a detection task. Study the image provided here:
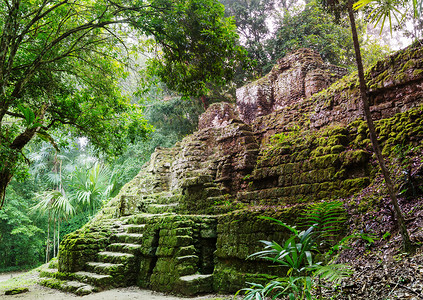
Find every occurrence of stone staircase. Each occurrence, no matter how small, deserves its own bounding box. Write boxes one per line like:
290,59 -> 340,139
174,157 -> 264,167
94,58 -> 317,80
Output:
140,192 -> 180,214
39,193 -> 207,296
40,217 -> 147,295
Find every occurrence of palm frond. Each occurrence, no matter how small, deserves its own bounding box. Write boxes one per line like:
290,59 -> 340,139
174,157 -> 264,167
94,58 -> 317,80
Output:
314,264 -> 354,285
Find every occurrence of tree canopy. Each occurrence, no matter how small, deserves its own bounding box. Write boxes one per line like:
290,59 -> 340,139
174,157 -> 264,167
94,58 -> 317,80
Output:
0,0 -> 247,207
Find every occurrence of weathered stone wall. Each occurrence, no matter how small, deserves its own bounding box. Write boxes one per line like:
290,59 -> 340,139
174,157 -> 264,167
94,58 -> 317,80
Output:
236,48 -> 347,125
59,219 -> 119,273
133,214 -> 216,294
310,47 -> 423,129
213,208 -> 304,292
250,45 -> 423,143
238,125 -> 371,206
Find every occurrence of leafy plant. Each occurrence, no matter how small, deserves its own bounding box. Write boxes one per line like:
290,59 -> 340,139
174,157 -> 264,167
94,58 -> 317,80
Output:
250,218 -> 317,276
300,201 -> 347,248
238,217 -> 353,300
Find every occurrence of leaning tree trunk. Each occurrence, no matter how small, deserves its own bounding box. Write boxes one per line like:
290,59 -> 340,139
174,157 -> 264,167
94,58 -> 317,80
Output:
0,104 -> 47,209
346,0 -> 412,252
0,171 -> 13,209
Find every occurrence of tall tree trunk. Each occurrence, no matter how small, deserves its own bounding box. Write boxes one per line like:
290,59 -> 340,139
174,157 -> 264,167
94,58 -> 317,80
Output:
53,219 -> 56,258
57,220 -> 60,256
46,211 -> 51,263
346,0 -> 412,252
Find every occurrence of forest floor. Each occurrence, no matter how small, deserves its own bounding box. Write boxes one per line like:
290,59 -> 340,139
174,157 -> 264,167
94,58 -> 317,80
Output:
0,266 -> 232,300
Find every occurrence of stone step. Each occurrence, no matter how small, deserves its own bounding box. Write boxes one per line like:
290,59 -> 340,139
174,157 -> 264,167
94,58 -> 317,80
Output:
39,268 -> 58,278
97,251 -> 135,265
146,203 -> 178,214
123,224 -> 146,234
39,268 -> 75,281
175,274 -> 213,296
62,280 -> 97,296
205,187 -> 222,197
85,262 -> 125,276
124,213 -> 176,225
40,278 -> 97,296
107,243 -> 142,255
176,255 -> 199,276
74,271 -> 113,288
114,232 -> 144,244
154,193 -> 180,204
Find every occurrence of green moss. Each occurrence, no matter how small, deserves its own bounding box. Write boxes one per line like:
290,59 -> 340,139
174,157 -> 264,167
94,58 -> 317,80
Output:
48,257 -> 58,269
40,278 -> 64,290
342,150 -> 370,166
394,72 -> 407,82
357,195 -> 381,213
401,59 -> 415,72
312,154 -> 340,169
342,177 -> 370,193
326,134 -> 348,147
331,145 -> 345,154
4,287 -> 29,295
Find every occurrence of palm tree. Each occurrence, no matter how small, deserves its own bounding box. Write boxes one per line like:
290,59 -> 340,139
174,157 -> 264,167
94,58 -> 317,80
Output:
30,140 -> 121,260
32,190 -> 75,262
70,162 -> 119,215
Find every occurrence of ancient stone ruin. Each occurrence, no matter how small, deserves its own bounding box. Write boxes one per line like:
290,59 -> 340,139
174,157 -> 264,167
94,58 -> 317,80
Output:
40,46 -> 423,296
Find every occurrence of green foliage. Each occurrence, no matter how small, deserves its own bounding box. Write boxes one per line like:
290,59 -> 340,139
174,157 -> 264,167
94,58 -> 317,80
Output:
300,201 -> 347,248
110,94 -> 204,186
32,191 -> 75,222
250,218 -> 317,276
219,0 -> 277,77
0,0 -> 248,204
354,0 -> 421,33
239,217 -> 353,299
145,0 -> 249,97
0,180 -> 45,271
59,212 -> 90,240
270,2 -> 359,69
70,162 -> 119,214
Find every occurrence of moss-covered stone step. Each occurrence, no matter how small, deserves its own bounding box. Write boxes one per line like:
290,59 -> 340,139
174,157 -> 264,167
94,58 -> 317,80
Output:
62,280 -> 97,296
39,268 -> 59,278
107,242 -> 142,255
114,232 -> 144,244
174,274 -> 213,296
4,287 -> 29,295
41,277 -> 97,296
97,251 -> 135,265
146,203 -> 179,214
85,261 -> 125,276
175,255 -> 200,276
145,192 -> 179,204
39,268 -> 75,281
123,224 -> 146,234
124,213 -> 175,225
74,271 -> 113,288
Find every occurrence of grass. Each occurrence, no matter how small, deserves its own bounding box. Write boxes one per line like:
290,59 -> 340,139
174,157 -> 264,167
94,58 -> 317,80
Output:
0,263 -> 48,293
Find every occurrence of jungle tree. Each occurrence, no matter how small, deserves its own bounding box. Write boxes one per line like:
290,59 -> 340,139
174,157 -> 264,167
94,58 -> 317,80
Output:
320,0 -> 414,251
0,0 -> 246,208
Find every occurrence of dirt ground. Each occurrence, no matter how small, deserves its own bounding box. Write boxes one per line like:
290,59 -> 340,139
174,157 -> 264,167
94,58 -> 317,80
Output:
0,269 -> 232,300
1,285 -> 230,300
0,273 -> 23,283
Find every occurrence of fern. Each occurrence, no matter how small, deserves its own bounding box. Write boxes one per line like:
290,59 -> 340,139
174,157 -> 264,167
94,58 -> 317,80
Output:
300,201 -> 347,247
